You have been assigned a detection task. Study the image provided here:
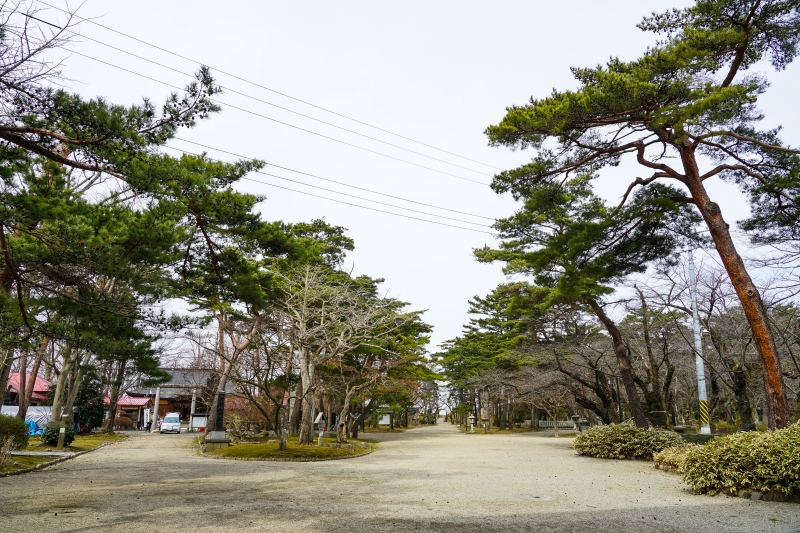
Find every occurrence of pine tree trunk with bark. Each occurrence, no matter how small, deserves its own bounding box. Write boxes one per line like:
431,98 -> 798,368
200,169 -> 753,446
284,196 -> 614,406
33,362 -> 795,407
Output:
680,146 -> 788,429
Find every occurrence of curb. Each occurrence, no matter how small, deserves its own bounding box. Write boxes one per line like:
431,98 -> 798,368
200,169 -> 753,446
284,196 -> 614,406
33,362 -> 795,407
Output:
0,436 -> 128,478
198,445 -> 373,463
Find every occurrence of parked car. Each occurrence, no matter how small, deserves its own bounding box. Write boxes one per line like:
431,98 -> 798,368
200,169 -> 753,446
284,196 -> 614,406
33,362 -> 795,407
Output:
160,413 -> 182,434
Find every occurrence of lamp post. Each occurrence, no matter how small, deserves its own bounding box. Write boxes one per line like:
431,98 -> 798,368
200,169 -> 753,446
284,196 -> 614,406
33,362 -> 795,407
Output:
687,248 -> 712,435
468,414 -> 475,434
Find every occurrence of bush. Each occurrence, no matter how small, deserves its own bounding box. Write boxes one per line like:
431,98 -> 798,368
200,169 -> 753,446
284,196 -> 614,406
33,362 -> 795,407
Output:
114,417 -> 133,429
0,415 -> 29,450
572,423 -> 684,460
680,433 -> 719,445
653,444 -> 700,470
42,425 -> 76,447
679,422 -> 800,496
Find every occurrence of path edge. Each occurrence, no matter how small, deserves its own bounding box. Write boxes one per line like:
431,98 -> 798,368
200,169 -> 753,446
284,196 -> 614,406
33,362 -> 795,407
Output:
0,436 -> 129,478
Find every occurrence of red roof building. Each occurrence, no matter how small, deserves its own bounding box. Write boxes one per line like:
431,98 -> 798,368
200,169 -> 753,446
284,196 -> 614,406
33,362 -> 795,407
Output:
103,396 -> 153,408
5,373 -> 51,404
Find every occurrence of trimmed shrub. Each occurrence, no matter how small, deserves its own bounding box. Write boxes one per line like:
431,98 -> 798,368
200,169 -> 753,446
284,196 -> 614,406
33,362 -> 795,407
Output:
572,423 -> 684,460
653,444 -> 700,470
0,414 -> 29,450
114,417 -> 133,429
679,422 -> 800,496
42,425 -> 76,447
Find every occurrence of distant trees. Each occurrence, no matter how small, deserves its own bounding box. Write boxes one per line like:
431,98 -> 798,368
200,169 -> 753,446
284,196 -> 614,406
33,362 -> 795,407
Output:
438,258 -> 800,432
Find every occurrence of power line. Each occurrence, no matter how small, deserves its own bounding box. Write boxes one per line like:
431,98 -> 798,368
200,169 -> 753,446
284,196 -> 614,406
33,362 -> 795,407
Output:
161,144 -> 494,232
172,137 -> 494,221
69,32 -> 493,179
66,49 -> 488,187
36,0 -> 504,172
246,180 -> 495,235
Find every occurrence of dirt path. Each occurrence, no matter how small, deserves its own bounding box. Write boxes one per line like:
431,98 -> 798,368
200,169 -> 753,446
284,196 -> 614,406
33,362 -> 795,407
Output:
0,423 -> 797,532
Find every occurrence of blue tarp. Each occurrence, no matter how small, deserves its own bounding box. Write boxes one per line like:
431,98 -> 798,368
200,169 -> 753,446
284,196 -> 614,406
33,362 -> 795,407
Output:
24,419 -> 43,435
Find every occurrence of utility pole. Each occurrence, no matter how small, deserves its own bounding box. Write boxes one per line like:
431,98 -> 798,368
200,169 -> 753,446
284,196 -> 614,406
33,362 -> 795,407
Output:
687,249 -> 712,435
151,386 -> 161,433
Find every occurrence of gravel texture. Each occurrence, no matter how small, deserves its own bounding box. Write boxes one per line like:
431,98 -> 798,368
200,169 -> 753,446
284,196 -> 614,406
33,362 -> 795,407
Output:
0,422 -> 798,532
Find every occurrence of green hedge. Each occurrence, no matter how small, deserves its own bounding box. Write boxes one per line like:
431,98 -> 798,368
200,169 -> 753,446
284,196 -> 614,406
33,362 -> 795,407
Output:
572,423 -> 684,460
679,422 -> 800,496
0,415 -> 29,450
42,425 -> 76,447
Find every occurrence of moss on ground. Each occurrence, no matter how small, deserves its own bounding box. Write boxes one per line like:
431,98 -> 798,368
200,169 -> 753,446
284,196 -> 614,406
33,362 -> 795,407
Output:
208,437 -> 371,460
23,433 -> 126,453
0,455 -> 51,473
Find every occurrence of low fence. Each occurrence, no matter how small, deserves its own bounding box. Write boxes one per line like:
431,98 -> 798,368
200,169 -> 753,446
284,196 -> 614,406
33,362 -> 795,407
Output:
537,420 -> 578,429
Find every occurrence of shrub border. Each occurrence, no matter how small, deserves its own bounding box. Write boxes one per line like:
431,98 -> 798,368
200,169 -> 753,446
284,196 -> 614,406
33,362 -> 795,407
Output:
652,460 -> 800,504
0,436 -> 128,478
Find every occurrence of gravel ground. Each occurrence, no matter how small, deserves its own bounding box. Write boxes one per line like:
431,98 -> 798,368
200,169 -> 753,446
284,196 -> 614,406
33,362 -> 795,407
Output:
0,422 -> 798,532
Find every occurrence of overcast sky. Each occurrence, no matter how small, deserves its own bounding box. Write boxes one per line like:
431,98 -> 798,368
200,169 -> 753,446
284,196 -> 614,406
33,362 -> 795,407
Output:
40,0 -> 800,350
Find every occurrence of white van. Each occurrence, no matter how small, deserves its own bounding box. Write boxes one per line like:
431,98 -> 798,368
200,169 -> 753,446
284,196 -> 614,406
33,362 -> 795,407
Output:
160,412 -> 182,434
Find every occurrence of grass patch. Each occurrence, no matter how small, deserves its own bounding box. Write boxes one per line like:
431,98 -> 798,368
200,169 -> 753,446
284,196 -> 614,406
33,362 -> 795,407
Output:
0,454 -> 51,474
207,437 -> 371,460
361,425 -> 412,433
24,433 -> 126,453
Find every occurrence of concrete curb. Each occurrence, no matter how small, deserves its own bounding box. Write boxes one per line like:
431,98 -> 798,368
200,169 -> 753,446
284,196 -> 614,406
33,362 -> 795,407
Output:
198,444 -> 373,463
0,436 -> 128,478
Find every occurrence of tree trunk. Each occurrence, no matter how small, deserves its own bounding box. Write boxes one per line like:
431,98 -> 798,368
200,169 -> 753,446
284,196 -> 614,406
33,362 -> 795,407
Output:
19,339 -> 46,421
297,349 -> 313,445
731,366 -> 755,431
586,298 -> 648,428
62,365 -> 83,424
49,345 -> 76,427
104,360 -> 127,434
0,350 -> 11,408
278,405 -> 287,451
16,352 -> 27,417
680,146 -> 787,429
205,313 -> 264,440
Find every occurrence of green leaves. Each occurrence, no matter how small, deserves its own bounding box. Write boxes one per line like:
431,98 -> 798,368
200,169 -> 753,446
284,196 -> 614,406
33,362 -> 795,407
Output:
679,422 -> 800,495
572,423 -> 685,460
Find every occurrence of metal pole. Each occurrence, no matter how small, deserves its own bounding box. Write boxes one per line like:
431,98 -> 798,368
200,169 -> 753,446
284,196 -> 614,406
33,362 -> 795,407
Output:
152,386 -> 161,433
687,249 -> 712,435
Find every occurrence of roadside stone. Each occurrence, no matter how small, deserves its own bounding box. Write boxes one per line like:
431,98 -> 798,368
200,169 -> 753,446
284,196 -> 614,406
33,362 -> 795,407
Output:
737,490 -> 749,499
750,492 -> 762,501
762,493 -> 774,502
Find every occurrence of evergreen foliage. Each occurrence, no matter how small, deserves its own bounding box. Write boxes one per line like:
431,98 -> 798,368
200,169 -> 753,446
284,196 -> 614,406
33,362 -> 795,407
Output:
42,425 -> 75,447
678,422 -> 800,495
0,414 -> 29,450
572,423 -> 685,460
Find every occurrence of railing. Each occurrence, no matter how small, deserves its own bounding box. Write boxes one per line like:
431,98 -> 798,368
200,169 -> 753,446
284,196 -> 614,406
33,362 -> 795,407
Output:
537,420 -> 577,429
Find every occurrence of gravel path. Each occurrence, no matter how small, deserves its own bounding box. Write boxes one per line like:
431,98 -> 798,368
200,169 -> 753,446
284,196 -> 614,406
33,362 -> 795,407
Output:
0,423 -> 797,532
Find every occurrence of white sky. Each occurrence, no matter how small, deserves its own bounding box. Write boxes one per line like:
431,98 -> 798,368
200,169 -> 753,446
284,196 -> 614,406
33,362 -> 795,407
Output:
41,0 -> 800,350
